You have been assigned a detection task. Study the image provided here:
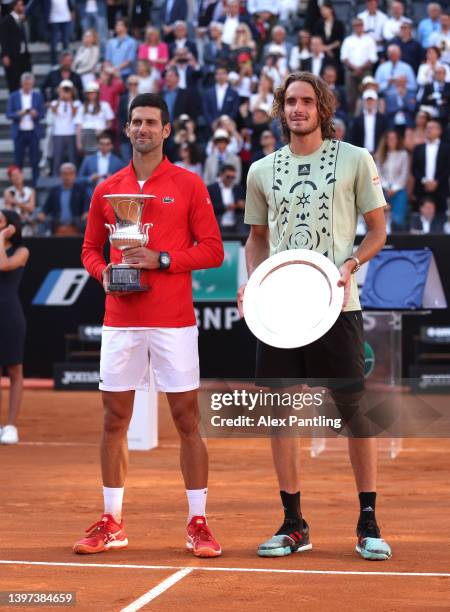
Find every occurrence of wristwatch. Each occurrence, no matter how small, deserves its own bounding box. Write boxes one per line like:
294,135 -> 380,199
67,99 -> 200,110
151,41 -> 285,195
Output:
159,251 -> 171,270
344,255 -> 361,274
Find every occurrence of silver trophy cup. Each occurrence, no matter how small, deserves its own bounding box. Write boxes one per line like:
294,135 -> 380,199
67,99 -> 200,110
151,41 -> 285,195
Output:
104,193 -> 155,292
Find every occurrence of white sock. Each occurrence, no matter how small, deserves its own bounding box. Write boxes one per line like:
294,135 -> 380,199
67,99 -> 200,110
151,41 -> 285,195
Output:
186,488 -> 207,522
103,487 -> 124,522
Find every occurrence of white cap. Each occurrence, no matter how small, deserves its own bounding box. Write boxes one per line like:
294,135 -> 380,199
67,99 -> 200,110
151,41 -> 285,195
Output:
255,103 -> 270,114
267,43 -> 286,56
59,79 -> 74,89
363,89 -> 378,100
85,81 -> 100,93
213,128 -> 230,141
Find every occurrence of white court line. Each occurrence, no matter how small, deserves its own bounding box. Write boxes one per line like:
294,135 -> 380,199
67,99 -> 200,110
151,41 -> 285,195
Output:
0,560 -> 449,578
120,568 -> 193,611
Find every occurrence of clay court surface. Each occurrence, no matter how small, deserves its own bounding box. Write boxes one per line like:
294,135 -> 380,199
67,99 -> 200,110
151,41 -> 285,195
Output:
1,389 -> 450,611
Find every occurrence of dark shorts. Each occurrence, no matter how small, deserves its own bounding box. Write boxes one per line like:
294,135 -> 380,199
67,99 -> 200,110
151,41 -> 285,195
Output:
255,311 -> 365,393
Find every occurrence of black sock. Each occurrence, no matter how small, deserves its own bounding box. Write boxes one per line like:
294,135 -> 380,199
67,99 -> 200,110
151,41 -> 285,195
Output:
280,491 -> 301,523
358,491 -> 376,525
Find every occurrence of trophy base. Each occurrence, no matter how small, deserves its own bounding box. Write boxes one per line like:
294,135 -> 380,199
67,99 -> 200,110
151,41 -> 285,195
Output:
107,265 -> 148,293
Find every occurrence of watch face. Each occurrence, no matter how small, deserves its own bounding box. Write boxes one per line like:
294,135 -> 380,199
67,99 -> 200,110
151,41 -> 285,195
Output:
160,254 -> 170,266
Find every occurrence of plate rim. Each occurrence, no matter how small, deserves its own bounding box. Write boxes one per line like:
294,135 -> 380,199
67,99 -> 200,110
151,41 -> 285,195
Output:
243,249 -> 344,349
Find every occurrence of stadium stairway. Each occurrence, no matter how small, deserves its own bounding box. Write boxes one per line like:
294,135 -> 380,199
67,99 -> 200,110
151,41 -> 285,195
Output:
0,42 -> 52,206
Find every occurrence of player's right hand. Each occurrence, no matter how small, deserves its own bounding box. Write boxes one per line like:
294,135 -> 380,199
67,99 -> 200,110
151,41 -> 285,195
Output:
237,283 -> 246,319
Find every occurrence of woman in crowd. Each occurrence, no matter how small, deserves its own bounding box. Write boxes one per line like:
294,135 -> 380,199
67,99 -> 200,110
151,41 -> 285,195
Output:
175,142 -> 203,176
72,29 -> 100,89
250,73 -> 274,112
138,26 -> 169,73
313,2 -> 345,67
417,47 -> 450,86
0,210 -> 29,445
229,23 -> 257,71
3,167 -> 35,237
136,59 -> 160,94
75,82 -> 114,155
375,130 -> 410,230
289,30 -> 312,72
404,109 -> 431,152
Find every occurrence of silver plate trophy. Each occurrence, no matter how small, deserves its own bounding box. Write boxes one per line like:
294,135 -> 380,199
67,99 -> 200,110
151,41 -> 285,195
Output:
104,193 -> 155,292
243,249 -> 344,348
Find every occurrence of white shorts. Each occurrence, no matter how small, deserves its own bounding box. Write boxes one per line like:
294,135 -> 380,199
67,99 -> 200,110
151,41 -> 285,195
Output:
99,326 -> 199,393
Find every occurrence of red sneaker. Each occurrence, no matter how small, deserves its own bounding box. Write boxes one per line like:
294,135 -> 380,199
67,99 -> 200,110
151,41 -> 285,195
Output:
73,513 -> 128,554
186,516 -> 222,557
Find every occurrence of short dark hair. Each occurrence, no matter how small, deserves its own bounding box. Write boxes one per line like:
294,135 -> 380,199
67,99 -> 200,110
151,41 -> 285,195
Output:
97,130 -> 113,143
128,94 -> 170,125
115,16 -> 128,28
420,197 -> 436,209
2,210 -> 22,249
220,164 -> 237,175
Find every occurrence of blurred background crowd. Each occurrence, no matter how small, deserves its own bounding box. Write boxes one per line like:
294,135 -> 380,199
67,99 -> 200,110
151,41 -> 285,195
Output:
0,0 -> 450,236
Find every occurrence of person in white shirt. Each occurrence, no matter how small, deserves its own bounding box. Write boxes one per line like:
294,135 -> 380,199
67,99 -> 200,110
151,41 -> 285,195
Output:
289,29 -> 312,71
357,0 -> 388,55
382,1 -> 410,43
428,13 -> 450,66
375,129 -> 409,229
75,81 -> 114,155
340,18 -> 378,113
48,0 -> 72,66
51,79 -> 81,175
221,0 -> 240,46
417,46 -> 450,87
136,59 -> 160,94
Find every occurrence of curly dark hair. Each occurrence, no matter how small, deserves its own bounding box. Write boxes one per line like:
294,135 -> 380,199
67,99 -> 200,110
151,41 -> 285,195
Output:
272,72 -> 336,141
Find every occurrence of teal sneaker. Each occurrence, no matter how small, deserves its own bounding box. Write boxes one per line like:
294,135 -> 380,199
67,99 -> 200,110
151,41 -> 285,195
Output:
356,520 -> 392,561
257,519 -> 312,557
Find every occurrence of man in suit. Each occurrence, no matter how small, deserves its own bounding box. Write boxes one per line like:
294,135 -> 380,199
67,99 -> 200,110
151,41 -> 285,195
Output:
38,162 -> 88,234
0,0 -> 31,93
322,65 -> 348,114
169,47 -> 202,90
6,72 -> 45,186
207,163 -> 245,233
78,132 -> 125,199
40,50 -> 83,102
160,0 -> 187,41
168,20 -> 198,59
300,36 -> 335,77
410,198 -> 444,234
219,0 -> 259,46
385,74 -> 416,130
419,66 -> 450,126
349,90 -> 388,153
412,120 -> 450,217
162,66 -> 199,122
202,65 -> 240,127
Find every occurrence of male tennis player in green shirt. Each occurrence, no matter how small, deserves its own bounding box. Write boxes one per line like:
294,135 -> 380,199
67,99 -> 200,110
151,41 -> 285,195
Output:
238,72 -> 392,561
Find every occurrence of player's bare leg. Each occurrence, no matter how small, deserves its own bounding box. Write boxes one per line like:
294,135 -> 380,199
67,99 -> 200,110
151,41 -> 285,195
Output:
348,437 -> 377,492
101,390 -> 134,487
167,390 -> 208,488
73,390 -> 133,554
167,390 -> 221,557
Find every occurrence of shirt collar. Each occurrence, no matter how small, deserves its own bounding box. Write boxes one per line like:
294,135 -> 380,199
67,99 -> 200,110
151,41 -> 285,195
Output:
127,156 -> 172,187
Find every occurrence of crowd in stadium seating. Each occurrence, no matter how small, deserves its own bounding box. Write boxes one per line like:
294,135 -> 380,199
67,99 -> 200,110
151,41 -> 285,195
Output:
0,0 -> 450,235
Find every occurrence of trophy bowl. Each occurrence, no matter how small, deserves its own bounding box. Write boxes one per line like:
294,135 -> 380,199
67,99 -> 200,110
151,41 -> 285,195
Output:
103,193 -> 156,292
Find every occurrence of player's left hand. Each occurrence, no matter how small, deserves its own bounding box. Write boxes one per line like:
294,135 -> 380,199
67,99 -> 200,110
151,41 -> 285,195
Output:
337,262 -> 353,309
122,247 -> 160,270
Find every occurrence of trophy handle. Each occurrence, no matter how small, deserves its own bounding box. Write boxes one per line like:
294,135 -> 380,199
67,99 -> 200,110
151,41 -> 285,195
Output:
105,223 -> 116,236
142,223 -> 153,246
